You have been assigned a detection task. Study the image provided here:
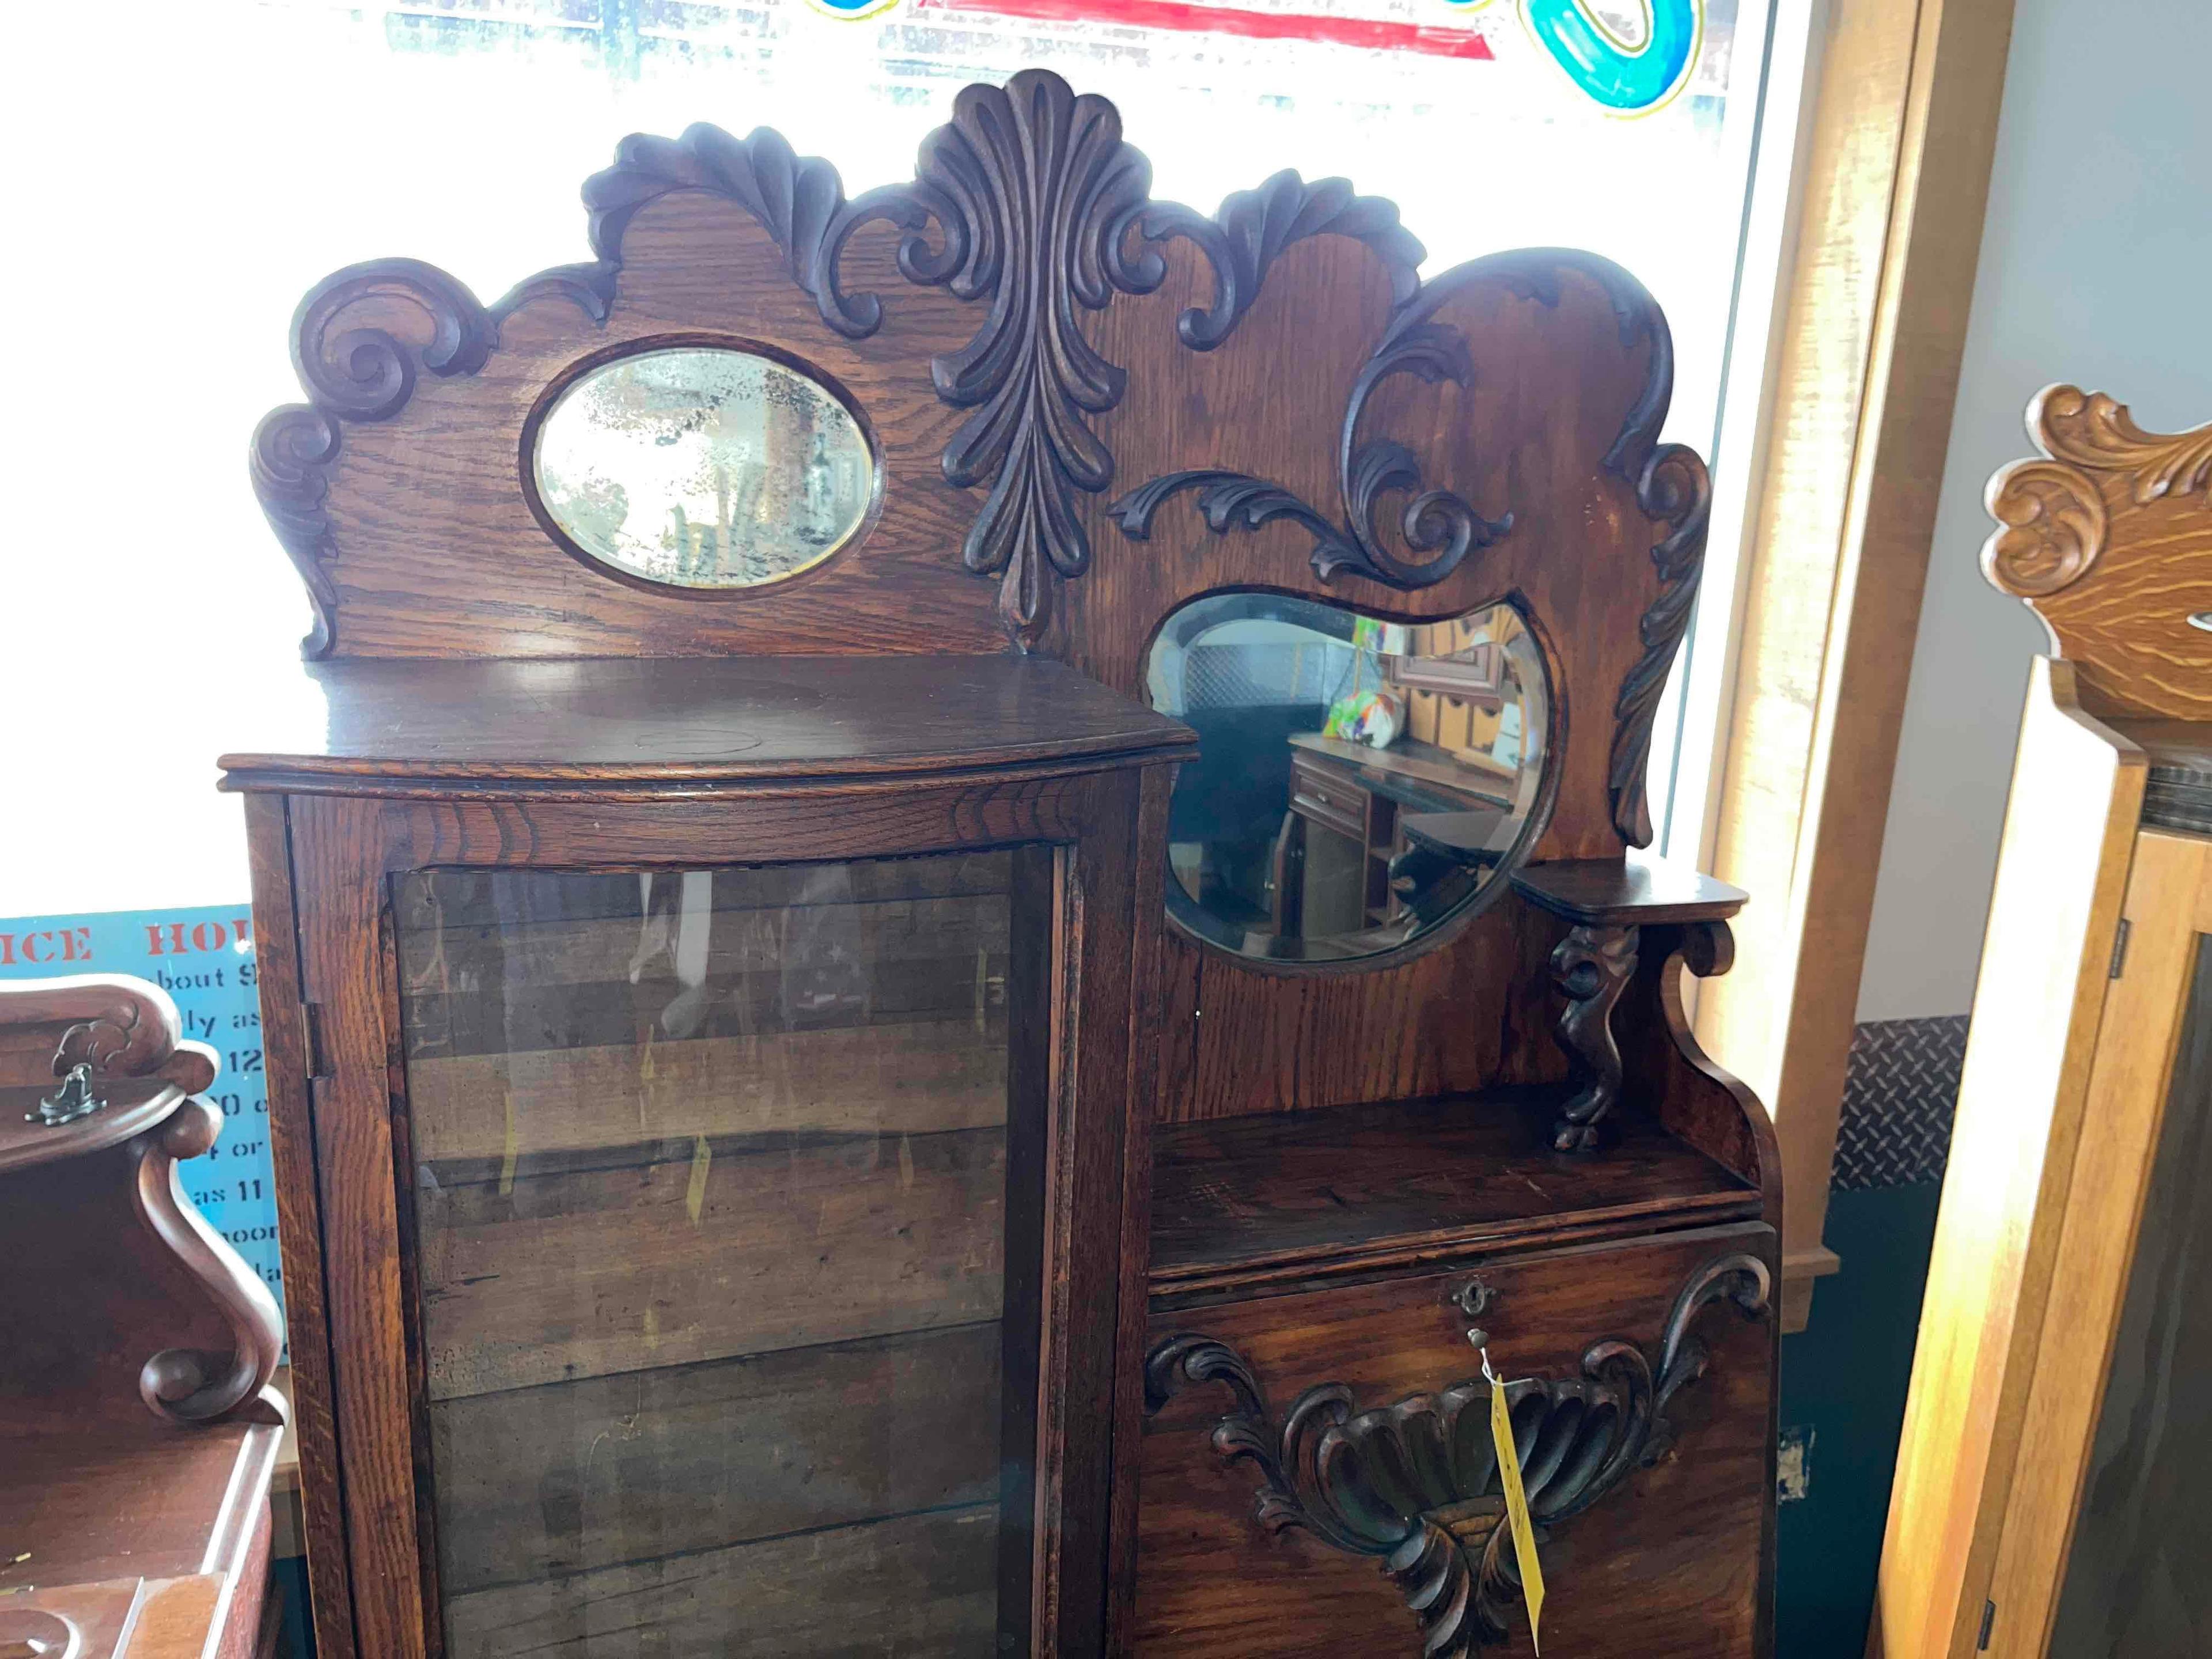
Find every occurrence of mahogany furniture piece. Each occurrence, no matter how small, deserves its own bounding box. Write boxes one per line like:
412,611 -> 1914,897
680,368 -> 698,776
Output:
1874,388 -> 2212,1659
234,70 -> 1779,1658
0,975 -> 286,1659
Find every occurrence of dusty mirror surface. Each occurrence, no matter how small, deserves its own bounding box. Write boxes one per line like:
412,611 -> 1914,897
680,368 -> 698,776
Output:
533,346 -> 873,589
1145,593 -> 1550,962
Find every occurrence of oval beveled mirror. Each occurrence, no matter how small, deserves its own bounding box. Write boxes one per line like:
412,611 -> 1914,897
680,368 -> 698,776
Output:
532,345 -> 874,589
1145,592 -> 1550,963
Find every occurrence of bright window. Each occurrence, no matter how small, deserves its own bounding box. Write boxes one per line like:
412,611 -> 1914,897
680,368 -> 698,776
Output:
2,0 -> 1791,911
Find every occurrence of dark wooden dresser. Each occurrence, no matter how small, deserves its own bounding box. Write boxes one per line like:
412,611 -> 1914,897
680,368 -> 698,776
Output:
0,977 -> 286,1659
232,69 -> 1778,1658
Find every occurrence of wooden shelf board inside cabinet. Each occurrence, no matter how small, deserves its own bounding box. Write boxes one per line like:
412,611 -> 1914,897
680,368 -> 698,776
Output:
217,653 -> 1194,789
1149,1090 -> 1762,1303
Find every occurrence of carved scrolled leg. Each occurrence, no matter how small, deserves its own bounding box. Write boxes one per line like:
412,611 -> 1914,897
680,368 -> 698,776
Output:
132,1097 -> 285,1426
1549,922 -> 1639,1152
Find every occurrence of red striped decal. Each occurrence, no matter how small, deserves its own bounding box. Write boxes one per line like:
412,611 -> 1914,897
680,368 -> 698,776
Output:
914,0 -> 1499,60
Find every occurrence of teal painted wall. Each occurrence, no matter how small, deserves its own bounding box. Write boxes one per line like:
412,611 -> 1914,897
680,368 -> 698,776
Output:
1775,1184 -> 1946,1658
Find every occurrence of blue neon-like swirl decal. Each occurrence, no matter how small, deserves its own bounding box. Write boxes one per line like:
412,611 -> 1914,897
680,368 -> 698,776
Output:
1521,1 -> 1702,112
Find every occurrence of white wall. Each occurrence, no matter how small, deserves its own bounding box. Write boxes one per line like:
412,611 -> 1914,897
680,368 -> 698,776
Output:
1855,0 -> 2212,1023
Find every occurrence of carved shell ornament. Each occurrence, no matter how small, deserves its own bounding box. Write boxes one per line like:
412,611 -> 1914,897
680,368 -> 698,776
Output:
1145,1252 -> 1771,1656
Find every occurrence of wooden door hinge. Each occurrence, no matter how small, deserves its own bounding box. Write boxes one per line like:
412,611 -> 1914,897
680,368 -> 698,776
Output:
2109,916 -> 2133,979
1978,1597 -> 1996,1650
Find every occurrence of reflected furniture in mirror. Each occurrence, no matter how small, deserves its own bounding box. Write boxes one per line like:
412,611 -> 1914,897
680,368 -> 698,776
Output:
1876,388 -> 2212,1659
1145,592 -> 1546,960
0,975 -> 286,1658
236,70 -> 1777,1658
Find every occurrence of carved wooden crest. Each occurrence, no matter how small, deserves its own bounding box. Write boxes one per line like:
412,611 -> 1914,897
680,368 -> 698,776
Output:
249,68 -> 1706,854
1983,384 -> 2212,719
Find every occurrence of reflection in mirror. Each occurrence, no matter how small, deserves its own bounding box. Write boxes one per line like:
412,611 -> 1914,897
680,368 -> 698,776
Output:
534,346 -> 873,589
1145,593 -> 1549,962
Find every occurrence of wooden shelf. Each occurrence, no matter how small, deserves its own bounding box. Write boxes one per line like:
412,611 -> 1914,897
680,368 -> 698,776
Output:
1510,855 -> 1747,926
219,653 -> 1192,790
1149,1089 -> 1761,1304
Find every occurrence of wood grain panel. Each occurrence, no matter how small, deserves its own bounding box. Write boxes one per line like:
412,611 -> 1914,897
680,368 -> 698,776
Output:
416,1124 -> 1008,1399
404,1021 -> 1006,1168
1137,1224 -> 1775,1658
431,1323 -> 1002,1597
440,1503 -> 1001,1659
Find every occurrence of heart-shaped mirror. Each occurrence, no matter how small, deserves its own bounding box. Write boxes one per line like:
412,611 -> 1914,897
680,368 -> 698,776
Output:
1145,592 -> 1551,963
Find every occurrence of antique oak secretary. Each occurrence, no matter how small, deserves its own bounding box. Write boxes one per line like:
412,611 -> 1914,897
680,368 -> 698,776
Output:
230,71 -> 1779,1659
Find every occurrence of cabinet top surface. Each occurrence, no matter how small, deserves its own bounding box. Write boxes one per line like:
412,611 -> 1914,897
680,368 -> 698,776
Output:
218,653 -> 1194,786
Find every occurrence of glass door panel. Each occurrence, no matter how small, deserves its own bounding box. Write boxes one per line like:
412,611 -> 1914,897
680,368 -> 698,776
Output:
2048,933 -> 2212,1656
393,851 -> 1020,1657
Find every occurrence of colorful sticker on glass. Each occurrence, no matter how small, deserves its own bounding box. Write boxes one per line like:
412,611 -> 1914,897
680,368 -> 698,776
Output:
807,0 -> 902,17
1449,0 -> 1704,113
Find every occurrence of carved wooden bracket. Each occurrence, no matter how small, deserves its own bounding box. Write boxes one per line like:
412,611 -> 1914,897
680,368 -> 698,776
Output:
1145,1251 -> 1771,1657
1549,922 -> 1639,1153
132,1096 -> 286,1425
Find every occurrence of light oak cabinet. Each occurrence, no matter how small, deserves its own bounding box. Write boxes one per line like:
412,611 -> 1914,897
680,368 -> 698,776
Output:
1874,388 -> 2212,1659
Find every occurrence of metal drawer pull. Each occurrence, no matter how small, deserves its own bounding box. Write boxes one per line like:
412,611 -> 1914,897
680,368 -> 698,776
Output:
1145,1251 -> 1770,1657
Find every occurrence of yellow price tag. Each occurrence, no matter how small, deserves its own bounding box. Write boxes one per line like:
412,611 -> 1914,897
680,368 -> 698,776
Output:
1486,1355 -> 1546,1654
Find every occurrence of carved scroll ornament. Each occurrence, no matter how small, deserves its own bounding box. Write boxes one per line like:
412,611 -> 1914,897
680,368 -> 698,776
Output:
1983,385 -> 2212,603
1145,1251 -> 1771,1656
1981,385 -> 2212,719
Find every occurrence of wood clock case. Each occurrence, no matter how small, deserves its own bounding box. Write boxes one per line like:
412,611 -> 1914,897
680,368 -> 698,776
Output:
231,70 -> 1781,1659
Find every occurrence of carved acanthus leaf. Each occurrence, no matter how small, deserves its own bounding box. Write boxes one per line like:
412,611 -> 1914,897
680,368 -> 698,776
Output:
1609,441 -> 1711,847
1139,169 -> 1425,350
1982,386 -> 2212,606
2035,384 -> 2212,506
1146,1252 -> 1772,1657
868,70 -> 1167,646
